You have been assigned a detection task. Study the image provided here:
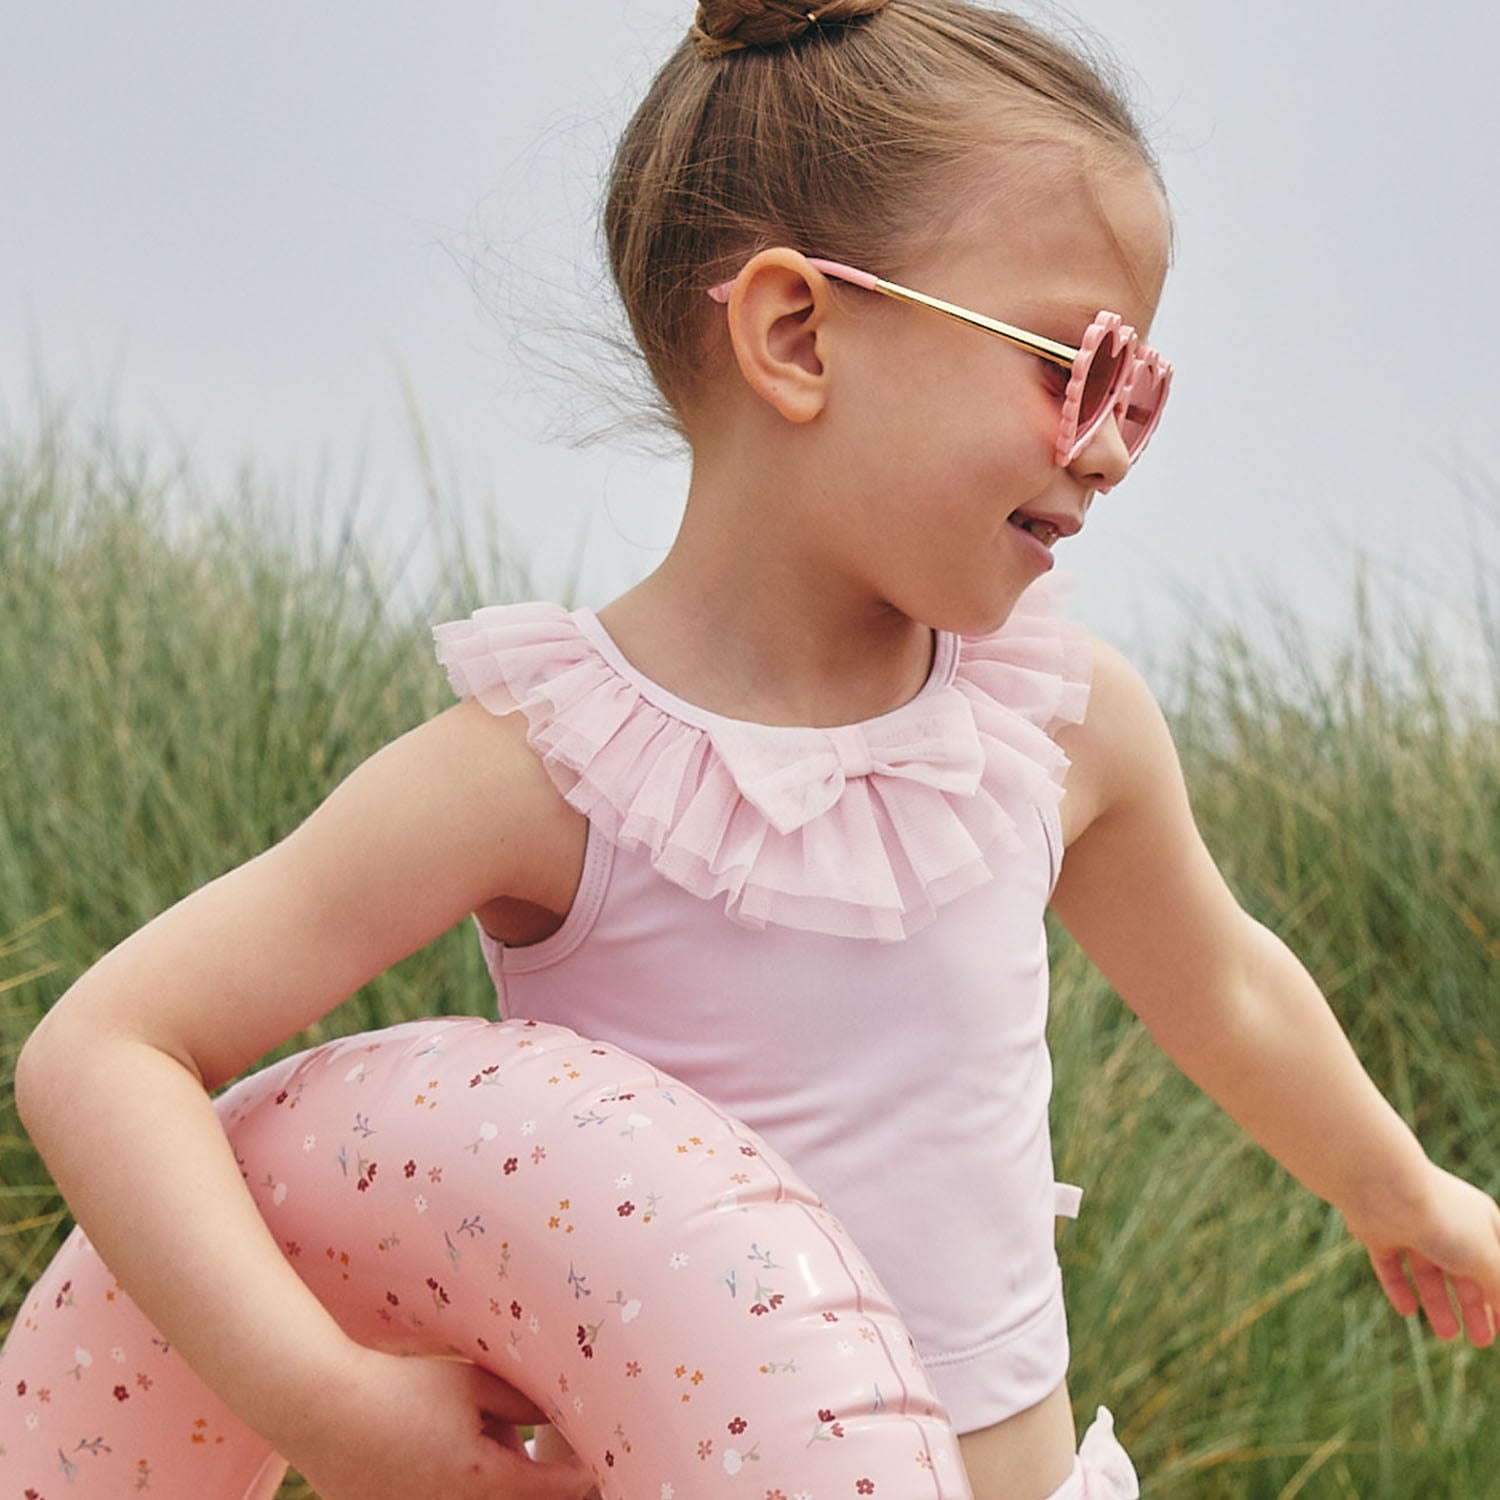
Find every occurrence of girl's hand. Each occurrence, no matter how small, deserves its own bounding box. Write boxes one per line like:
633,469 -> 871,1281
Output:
288,1349 -> 594,1500
1344,1164 -> 1500,1348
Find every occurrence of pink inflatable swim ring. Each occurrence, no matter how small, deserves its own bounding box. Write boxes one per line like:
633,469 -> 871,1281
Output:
1,1017 -> 972,1498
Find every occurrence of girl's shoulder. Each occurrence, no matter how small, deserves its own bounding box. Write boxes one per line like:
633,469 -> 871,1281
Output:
1053,636 -> 1184,848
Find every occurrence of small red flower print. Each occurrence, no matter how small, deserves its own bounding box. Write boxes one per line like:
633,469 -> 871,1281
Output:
113,1384 -> 129,1401
504,1157 -> 519,1175
750,1303 -> 769,1316
626,1361 -> 642,1378
605,1451 -> 616,1467
739,1145 -> 758,1157
275,1089 -> 289,1105
386,1292 -> 400,1306
767,1491 -> 787,1500
818,1409 -> 836,1423
531,1146 -> 547,1165
728,1416 -> 748,1435
822,1312 -> 839,1323
404,1160 -> 417,1178
857,1481 -> 875,1494
476,1337 -> 490,1352
617,1201 -> 635,1217
511,1301 -> 523,1319
428,1167 -> 443,1184
15,1380 -> 25,1396
698,1440 -> 714,1461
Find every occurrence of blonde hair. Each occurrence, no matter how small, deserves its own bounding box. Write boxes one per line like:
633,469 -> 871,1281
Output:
604,0 -> 1159,422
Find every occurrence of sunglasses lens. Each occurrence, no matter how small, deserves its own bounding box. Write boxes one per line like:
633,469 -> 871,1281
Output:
1116,356 -> 1170,458
1077,339 -> 1127,433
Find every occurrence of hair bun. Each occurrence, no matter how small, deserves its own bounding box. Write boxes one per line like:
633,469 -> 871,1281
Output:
691,0 -> 890,59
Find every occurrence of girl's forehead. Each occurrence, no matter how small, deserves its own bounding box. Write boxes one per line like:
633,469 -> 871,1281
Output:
916,152 -> 1170,330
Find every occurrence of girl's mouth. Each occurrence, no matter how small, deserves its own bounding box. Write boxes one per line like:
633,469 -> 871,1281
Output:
1009,514 -> 1062,548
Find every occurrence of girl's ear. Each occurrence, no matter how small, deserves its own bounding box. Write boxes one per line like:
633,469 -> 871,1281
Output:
720,250 -> 836,424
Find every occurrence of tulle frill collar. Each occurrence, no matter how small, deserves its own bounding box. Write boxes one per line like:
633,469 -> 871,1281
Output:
433,581 -> 1091,942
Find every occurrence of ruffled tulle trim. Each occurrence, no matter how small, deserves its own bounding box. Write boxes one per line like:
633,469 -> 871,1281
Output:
433,577 -> 1091,942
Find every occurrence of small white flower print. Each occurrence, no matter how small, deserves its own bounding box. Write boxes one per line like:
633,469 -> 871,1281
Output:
660,1485 -> 675,1500
615,1172 -> 634,1190
110,1346 -> 127,1363
520,1119 -> 537,1136
528,1316 -> 541,1334
74,1347 -> 93,1368
836,1340 -> 854,1357
668,1252 -> 689,1270
302,1134 -> 317,1152
24,1411 -> 39,1430
414,1195 -> 429,1214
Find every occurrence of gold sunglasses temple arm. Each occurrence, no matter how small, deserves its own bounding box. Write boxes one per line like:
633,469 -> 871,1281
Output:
868,276 -> 1078,369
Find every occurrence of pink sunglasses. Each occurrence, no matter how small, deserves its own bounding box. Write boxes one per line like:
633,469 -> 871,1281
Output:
710,257 -> 1172,467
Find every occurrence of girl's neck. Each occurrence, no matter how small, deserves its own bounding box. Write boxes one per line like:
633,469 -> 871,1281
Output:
596,483 -> 935,730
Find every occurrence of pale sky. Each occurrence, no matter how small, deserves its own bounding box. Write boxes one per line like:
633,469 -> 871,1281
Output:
5,1 -> 1498,662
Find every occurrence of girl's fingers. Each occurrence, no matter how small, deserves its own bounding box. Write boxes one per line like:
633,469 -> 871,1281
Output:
1450,1277 -> 1498,1349
489,1444 -> 597,1500
466,1361 -> 551,1427
465,1365 -> 595,1498
1368,1247 -> 1419,1318
1407,1252 -> 1461,1341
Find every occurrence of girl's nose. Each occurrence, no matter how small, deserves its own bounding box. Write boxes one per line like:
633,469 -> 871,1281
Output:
1066,410 -> 1133,493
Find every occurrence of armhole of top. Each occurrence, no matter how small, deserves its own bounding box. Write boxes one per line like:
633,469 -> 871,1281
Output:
1039,801 -> 1064,895
489,819 -> 615,975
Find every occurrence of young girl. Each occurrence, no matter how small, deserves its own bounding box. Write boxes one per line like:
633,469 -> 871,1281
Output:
9,2 -> 1500,1498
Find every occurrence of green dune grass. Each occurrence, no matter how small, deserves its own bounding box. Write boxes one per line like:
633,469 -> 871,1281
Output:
2,411 -> 1496,1497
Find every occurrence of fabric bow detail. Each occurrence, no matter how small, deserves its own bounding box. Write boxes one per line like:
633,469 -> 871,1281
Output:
1078,1408 -> 1140,1499
708,686 -> 985,836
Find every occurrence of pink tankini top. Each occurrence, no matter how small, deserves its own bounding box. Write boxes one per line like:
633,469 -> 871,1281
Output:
433,580 -> 1092,1434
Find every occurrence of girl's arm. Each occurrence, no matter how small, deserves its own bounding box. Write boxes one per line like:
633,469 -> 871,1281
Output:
1051,642 -> 1500,1347
15,699 -> 593,1500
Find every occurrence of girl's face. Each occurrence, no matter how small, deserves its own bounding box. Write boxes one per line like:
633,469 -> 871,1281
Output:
825,151 -> 1171,636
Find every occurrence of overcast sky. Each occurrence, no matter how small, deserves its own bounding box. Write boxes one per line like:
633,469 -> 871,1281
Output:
5,1 -> 1499,664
